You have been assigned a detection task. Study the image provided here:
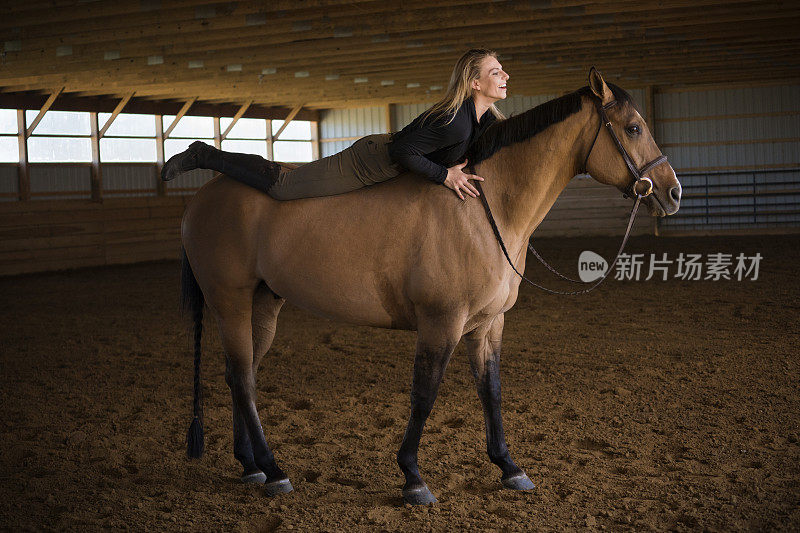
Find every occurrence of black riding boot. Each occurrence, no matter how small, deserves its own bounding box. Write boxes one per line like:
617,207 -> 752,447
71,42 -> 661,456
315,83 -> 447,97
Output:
161,141 -> 282,194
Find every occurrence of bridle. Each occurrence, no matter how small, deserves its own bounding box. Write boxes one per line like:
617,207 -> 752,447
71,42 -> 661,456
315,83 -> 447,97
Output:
583,99 -> 668,200
474,95 -> 669,295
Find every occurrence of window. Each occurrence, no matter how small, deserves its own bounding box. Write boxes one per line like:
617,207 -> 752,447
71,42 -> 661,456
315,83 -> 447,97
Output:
221,117 -> 267,157
0,109 -> 18,163
26,110 -> 92,162
99,113 -> 157,162
272,120 -> 313,163
163,115 -> 214,160
0,105 -> 319,200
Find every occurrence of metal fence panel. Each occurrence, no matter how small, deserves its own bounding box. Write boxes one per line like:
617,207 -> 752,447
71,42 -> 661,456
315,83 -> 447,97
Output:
656,84 -> 800,232
29,164 -> 91,200
166,168 -> 214,194
319,106 -> 387,157
0,165 -> 18,201
102,164 -> 157,197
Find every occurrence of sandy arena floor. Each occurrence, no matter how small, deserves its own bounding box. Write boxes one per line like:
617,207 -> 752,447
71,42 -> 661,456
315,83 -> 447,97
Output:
1,233 -> 799,531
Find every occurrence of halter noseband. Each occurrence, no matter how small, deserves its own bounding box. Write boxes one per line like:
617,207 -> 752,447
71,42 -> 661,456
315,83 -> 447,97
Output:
581,99 -> 668,199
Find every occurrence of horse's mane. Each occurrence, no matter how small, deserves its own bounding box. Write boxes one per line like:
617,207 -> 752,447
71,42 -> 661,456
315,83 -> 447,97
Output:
466,83 -> 634,166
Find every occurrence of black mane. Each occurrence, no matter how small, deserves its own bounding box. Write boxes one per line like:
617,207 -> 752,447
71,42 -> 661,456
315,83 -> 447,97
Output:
466,83 -> 634,166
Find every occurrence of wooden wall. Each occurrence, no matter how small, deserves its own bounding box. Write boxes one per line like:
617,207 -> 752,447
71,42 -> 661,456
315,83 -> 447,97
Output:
0,196 -> 188,276
536,178 -> 656,238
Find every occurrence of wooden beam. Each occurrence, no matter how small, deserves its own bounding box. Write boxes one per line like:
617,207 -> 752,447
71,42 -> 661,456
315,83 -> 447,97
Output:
163,97 -> 197,139
220,100 -> 253,141
2,15 -> 797,98
8,33 -> 795,108
0,2 -> 796,109
319,136 -> 364,143
25,87 -> 63,137
3,0 -> 786,63
2,3 -> 793,78
272,104 -> 304,141
16,109 -> 30,201
2,0 -> 372,33
0,92 -> 320,122
90,112 -> 102,202
98,91 -> 134,138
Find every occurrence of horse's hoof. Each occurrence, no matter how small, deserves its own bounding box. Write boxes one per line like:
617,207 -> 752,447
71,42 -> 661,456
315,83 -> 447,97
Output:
264,478 -> 293,497
241,471 -> 267,484
402,484 -> 438,505
502,472 -> 536,491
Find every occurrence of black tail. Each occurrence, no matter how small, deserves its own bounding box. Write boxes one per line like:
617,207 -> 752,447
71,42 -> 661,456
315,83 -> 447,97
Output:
181,247 -> 205,459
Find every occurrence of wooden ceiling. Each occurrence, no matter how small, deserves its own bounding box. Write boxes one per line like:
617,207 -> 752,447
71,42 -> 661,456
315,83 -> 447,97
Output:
1,0 -> 799,111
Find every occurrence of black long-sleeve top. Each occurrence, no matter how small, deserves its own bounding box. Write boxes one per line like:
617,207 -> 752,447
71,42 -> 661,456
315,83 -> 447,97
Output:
387,97 -> 497,184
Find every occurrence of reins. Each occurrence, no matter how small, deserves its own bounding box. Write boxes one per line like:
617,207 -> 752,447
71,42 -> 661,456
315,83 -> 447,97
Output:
473,96 -> 669,295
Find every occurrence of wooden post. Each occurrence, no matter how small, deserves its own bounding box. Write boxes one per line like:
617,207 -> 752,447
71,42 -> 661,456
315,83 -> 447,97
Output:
213,116 -> 221,149
155,114 -> 166,196
16,109 -> 30,201
385,104 -> 395,133
266,119 -> 274,160
90,112 -> 102,202
311,121 -> 320,160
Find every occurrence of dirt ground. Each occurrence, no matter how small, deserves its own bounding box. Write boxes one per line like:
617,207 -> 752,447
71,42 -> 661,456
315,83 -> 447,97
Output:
1,233 -> 799,532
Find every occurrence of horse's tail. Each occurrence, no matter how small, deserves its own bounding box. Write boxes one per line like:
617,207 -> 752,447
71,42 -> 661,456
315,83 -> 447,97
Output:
181,247 -> 205,459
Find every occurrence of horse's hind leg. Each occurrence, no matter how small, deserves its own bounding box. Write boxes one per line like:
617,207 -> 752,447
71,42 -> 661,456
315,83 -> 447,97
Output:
225,283 -> 285,484
463,314 -> 534,491
213,287 -> 291,496
225,356 -> 262,483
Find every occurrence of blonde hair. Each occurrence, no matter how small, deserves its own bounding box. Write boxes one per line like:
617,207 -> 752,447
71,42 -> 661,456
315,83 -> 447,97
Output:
421,48 -> 506,126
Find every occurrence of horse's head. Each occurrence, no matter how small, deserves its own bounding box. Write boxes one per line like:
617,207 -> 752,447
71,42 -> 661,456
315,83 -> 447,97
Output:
584,68 -> 681,216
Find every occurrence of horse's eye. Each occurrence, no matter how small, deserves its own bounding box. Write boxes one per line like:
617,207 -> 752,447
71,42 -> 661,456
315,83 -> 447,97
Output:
626,124 -> 641,136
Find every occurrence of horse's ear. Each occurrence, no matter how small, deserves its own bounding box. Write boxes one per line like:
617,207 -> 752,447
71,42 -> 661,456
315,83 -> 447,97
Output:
588,67 -> 613,105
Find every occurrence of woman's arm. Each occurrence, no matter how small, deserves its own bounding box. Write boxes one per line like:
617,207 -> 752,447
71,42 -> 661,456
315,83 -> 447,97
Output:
388,120 -> 456,183
389,112 -> 484,198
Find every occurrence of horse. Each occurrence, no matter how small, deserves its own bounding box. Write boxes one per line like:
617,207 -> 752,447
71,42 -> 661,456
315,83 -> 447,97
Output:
176,68 -> 681,505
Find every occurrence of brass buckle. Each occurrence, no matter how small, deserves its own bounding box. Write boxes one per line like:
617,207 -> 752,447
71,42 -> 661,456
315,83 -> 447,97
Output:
634,176 -> 654,197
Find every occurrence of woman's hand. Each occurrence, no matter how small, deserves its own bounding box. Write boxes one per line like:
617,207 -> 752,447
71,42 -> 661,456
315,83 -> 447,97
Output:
443,160 -> 483,200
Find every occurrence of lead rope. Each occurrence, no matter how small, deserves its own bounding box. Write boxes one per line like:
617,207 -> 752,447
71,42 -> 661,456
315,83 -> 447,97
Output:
474,180 -> 642,295
526,242 -> 585,284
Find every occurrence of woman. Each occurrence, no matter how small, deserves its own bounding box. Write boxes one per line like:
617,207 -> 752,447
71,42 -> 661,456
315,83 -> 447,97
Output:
162,49 -> 509,201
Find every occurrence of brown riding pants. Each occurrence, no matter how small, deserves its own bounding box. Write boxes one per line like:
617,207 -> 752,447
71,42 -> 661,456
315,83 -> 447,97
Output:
269,133 -> 402,200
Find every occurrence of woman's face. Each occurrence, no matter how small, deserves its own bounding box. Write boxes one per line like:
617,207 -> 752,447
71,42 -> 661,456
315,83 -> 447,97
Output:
471,56 -> 509,101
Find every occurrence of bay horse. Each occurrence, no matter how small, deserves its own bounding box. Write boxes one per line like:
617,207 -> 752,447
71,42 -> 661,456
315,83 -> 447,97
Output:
177,69 -> 681,505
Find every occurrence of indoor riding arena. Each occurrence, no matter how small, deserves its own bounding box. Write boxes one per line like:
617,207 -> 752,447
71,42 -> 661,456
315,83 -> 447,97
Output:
2,2 -> 799,531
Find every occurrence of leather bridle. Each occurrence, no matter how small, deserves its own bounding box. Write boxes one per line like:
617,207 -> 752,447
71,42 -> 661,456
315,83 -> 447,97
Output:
582,99 -> 668,199
475,96 -> 669,295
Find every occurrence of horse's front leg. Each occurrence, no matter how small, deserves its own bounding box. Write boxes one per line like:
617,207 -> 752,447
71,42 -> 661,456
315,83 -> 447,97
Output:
397,314 -> 461,505
463,314 -> 535,491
